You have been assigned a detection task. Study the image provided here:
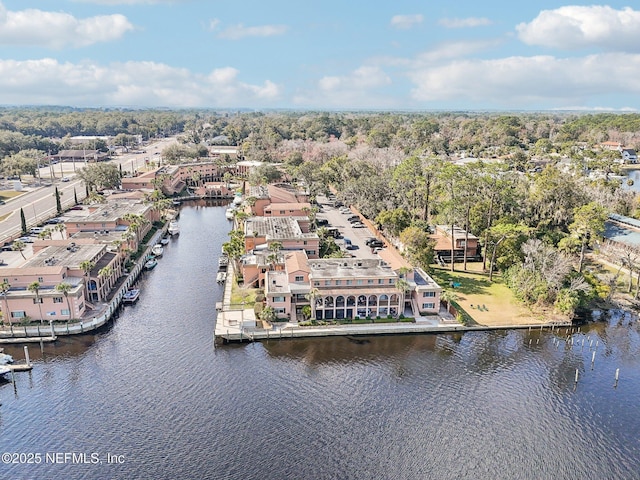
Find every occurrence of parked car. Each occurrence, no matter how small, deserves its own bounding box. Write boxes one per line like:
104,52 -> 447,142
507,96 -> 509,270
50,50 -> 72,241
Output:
30,227 -> 44,234
369,240 -> 384,248
18,236 -> 34,243
1,242 -> 13,251
372,247 -> 383,254
346,244 -> 359,250
347,215 -> 360,222
61,176 -> 70,182
69,205 -> 83,210
352,222 -> 365,228
45,218 -> 63,225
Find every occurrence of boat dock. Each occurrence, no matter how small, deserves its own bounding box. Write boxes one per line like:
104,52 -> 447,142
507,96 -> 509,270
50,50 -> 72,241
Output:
5,362 -> 33,372
215,318 -> 571,344
0,335 -> 57,344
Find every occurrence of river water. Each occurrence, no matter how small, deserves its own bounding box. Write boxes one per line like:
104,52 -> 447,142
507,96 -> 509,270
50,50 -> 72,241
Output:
1,204 -> 640,480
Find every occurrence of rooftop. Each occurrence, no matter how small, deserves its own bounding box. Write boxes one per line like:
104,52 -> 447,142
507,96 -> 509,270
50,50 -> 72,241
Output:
82,201 -> 150,224
244,216 -> 318,241
309,258 -> 396,280
265,271 -> 290,295
22,243 -> 106,269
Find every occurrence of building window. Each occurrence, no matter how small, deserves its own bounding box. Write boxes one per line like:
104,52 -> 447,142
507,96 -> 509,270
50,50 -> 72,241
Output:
314,281 -> 320,287
357,279 -> 363,285
346,280 -> 352,285
422,291 -> 436,297
275,308 -> 286,314
324,280 -> 331,286
303,241 -> 307,245
33,298 -> 43,304
272,296 -> 285,303
422,303 -> 435,310
295,276 -> 304,282
335,280 -> 342,286
367,279 -> 374,284
38,277 -> 44,283
389,279 -> 395,284
11,311 -> 26,318
378,279 -> 384,284
61,309 -> 70,316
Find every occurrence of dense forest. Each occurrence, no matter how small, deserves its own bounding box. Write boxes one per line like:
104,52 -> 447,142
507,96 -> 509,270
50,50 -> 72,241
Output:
3,107 -> 640,317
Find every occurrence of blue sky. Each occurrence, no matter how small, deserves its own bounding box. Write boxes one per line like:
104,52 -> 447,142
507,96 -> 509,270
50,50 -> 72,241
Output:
1,1 -> 640,110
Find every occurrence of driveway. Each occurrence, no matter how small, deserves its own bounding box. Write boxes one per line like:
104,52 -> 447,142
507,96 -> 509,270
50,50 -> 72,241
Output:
316,196 -> 383,260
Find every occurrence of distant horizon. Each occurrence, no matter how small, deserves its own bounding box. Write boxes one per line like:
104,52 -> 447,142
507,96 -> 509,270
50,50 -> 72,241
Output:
1,104 -> 638,116
2,2 -> 640,111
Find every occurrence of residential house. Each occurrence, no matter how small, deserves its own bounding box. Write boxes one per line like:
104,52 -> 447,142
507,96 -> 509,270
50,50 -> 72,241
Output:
431,225 -> 480,261
622,149 -> 638,164
0,265 -> 86,323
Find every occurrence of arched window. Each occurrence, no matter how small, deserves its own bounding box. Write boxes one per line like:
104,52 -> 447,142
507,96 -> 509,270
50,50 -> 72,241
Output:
324,296 -> 334,307
368,295 -> 378,305
336,295 -> 345,307
347,295 -> 356,307
357,295 -> 366,306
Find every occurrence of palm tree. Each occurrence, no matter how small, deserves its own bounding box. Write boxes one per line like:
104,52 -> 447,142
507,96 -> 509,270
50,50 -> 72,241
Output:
55,282 -> 73,321
305,287 -> 320,319
28,281 -> 44,324
56,223 -> 67,239
12,240 -> 26,260
98,266 -> 113,300
440,289 -> 459,310
79,260 -> 95,301
0,280 -> 10,326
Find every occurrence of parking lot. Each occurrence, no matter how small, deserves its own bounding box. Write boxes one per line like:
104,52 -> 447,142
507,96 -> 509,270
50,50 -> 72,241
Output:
315,195 -> 386,260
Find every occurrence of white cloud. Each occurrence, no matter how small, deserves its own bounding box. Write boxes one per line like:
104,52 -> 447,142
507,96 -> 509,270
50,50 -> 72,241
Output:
416,39 -> 501,63
217,24 -> 288,40
438,17 -> 492,28
294,66 -> 395,108
208,18 -> 221,32
390,14 -> 423,30
0,58 -> 281,107
72,0 -> 182,4
0,3 -> 133,49
516,6 -> 640,51
407,52 -> 640,108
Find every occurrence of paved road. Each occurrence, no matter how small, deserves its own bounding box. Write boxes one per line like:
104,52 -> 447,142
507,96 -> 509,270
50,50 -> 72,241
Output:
315,195 -> 381,259
0,137 -> 176,243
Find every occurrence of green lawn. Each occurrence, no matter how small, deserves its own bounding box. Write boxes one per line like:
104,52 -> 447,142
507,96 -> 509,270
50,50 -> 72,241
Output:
430,265 -> 561,326
230,282 -> 259,307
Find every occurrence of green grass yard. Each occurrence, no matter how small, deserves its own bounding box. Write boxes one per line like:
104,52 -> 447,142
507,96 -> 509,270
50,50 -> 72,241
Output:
430,264 -> 565,326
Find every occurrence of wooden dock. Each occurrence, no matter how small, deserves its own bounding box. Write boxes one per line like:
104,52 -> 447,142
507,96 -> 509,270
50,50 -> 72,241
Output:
5,363 -> 33,372
0,336 -> 56,344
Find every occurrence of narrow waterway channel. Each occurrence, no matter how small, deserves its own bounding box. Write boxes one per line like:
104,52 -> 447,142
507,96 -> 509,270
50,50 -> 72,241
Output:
1,203 -> 640,480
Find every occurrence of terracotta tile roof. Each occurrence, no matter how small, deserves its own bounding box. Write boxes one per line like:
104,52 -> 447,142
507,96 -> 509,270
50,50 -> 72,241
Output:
284,250 -> 310,274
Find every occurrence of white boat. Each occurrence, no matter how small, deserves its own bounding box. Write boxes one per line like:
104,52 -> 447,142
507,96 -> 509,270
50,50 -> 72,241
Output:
216,272 -> 227,283
0,365 -> 10,378
233,194 -> 243,205
152,244 -> 164,257
122,289 -> 140,304
145,258 -> 158,270
160,237 -> 170,245
168,220 -> 180,236
0,353 -> 13,365
225,207 -> 236,220
219,256 -> 229,267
